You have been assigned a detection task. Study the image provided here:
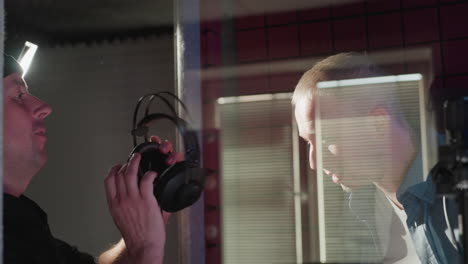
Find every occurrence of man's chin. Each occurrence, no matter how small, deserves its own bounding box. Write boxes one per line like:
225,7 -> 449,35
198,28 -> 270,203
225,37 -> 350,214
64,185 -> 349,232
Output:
339,181 -> 377,193
34,152 -> 48,169
340,184 -> 352,193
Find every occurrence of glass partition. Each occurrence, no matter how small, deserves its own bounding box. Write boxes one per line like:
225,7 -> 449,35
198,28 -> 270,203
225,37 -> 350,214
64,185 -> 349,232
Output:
3,0 -> 468,263
199,0 -> 466,264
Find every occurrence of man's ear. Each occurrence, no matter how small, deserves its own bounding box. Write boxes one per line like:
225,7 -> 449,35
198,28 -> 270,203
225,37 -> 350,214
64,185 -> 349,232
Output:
369,107 -> 390,136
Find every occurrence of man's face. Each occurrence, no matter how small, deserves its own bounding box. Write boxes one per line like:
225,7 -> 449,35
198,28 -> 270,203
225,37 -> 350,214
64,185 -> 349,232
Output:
295,96 -> 343,186
3,72 -> 52,175
295,95 -> 391,190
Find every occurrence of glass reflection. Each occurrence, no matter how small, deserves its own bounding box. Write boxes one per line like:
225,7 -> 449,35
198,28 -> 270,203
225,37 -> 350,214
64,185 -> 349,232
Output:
293,53 -> 461,263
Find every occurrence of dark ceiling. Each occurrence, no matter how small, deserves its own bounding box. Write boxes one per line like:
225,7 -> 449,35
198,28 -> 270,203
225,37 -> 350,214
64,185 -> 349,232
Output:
4,0 -> 340,55
5,0 -> 174,54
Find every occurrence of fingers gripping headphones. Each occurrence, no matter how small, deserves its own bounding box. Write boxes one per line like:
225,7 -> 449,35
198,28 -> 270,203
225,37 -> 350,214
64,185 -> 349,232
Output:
129,92 -> 206,212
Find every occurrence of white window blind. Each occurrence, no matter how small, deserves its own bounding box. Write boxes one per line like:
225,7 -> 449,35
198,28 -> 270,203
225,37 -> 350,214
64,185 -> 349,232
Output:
219,97 -> 299,264
314,75 -> 433,263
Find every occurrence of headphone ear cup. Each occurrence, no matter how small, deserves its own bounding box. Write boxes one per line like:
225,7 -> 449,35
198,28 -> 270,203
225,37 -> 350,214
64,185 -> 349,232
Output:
155,161 -> 204,212
129,142 -> 170,181
130,143 -> 205,212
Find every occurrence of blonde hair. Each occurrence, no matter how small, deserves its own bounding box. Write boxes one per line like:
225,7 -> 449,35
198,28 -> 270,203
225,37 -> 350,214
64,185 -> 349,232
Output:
292,52 -> 384,105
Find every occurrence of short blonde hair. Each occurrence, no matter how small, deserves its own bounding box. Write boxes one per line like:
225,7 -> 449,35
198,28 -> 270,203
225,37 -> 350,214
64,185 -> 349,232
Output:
292,52 -> 385,105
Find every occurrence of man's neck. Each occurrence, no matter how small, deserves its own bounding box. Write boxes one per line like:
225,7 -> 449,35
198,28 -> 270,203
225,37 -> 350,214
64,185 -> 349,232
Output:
374,122 -> 417,209
375,185 -> 404,210
3,185 -> 23,197
3,164 -> 39,198
3,171 -> 31,197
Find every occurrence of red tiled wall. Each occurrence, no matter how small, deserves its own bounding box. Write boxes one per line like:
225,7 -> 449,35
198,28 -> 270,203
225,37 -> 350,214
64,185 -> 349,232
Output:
300,21 -> 333,55
200,1 -> 468,262
236,29 -> 268,62
200,1 -> 223,262
201,0 -> 468,97
404,8 -> 440,44
268,25 -> 300,59
334,17 -> 367,51
202,129 -> 222,264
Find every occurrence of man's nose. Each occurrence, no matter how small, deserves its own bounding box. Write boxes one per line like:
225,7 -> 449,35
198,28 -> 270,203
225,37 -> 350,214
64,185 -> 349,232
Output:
32,97 -> 52,120
309,143 -> 316,170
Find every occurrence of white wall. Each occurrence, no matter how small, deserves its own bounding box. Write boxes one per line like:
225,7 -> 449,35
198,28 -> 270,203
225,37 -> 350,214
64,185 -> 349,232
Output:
24,34 -> 179,261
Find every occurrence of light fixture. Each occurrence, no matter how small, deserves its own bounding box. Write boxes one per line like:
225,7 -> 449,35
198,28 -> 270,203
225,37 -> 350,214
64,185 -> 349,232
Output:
317,73 -> 423,89
17,41 -> 38,77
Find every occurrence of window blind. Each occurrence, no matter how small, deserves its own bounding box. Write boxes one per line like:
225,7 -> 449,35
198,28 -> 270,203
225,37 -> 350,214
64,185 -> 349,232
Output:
314,77 -> 431,263
219,98 -> 299,264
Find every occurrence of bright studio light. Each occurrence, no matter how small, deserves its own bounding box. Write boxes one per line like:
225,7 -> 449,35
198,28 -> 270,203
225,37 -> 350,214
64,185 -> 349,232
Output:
17,41 -> 38,77
317,73 -> 423,89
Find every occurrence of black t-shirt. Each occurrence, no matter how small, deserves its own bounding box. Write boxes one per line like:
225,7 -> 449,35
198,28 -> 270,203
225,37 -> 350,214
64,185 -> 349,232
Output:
3,193 -> 96,264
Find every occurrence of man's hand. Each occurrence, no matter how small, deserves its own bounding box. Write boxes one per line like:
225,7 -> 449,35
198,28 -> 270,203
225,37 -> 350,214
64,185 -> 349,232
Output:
103,136 -> 182,264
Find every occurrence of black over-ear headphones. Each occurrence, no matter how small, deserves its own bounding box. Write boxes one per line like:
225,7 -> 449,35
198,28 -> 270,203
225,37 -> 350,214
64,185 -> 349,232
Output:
129,92 -> 206,212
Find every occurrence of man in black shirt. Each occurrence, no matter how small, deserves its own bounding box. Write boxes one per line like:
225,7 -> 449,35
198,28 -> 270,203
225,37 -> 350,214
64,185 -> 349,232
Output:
4,193 -> 96,263
3,54 -> 178,263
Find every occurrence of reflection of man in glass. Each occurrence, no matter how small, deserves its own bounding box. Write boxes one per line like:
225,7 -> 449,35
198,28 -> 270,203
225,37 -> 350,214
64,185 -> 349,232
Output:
293,53 -> 461,263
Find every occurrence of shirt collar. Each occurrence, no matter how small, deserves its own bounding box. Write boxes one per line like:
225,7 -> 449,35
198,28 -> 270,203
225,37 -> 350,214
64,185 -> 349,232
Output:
349,153 -> 434,214
399,174 -> 436,206
3,193 -> 48,224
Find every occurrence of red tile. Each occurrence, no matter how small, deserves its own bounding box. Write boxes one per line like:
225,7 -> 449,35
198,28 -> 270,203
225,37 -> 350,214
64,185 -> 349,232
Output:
440,3 -> 468,40
431,43 -> 443,77
237,74 -> 270,95
334,17 -> 367,52
366,0 -> 400,13
444,75 -> 468,97
235,15 -> 265,30
201,21 -> 222,34
267,25 -> 300,59
429,77 -> 444,98
236,29 -> 268,63
269,72 -> 302,93
204,185 -> 220,206
331,0 -> 365,17
266,11 -> 297,26
201,33 -> 208,67
404,8 -> 439,44
298,6 -> 331,21
429,77 -> 445,133
202,31 -> 222,66
402,0 -> 437,8
368,13 -> 403,49
206,247 -> 221,264
202,79 -> 223,102
202,129 -> 220,168
300,21 -> 333,55
443,39 -> 468,75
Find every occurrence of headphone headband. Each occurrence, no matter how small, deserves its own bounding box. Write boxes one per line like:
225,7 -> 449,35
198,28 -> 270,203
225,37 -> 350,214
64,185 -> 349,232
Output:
132,96 -> 201,167
132,92 -> 191,146
129,92 -> 206,212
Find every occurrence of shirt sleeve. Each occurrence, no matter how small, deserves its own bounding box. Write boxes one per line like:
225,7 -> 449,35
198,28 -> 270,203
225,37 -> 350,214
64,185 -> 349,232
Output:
54,239 -> 97,264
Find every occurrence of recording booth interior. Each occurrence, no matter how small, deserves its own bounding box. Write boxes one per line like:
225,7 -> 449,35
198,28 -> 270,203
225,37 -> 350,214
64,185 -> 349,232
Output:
3,0 -> 468,263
